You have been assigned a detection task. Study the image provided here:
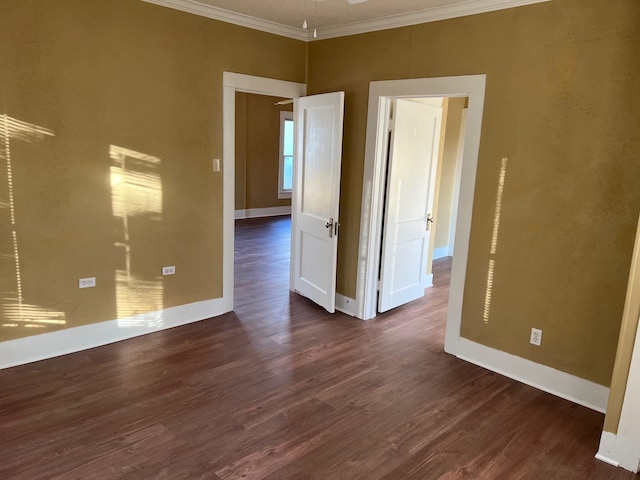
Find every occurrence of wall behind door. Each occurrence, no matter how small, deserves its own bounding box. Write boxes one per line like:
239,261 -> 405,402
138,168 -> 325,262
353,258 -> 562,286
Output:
235,93 -> 292,212
434,97 -> 466,255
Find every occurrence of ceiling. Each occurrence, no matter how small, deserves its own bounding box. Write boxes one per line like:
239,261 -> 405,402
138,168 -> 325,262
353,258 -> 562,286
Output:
142,0 -> 550,40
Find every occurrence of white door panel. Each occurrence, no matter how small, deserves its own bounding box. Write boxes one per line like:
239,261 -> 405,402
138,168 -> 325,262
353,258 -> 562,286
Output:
378,99 -> 442,313
291,92 -> 345,312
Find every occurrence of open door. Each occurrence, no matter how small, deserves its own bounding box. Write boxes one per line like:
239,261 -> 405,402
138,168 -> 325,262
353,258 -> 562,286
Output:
378,99 -> 442,313
291,92 -> 345,312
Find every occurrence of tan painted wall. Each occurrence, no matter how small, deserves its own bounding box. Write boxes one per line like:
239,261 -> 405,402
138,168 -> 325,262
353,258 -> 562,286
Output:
604,215 -> 640,433
426,98 -> 449,276
308,0 -> 640,385
0,0 -> 305,342
235,93 -> 293,211
235,93 -> 248,210
434,97 -> 466,250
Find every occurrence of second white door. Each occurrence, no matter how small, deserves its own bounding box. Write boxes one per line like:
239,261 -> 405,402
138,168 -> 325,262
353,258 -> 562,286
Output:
378,99 -> 443,313
291,92 -> 345,313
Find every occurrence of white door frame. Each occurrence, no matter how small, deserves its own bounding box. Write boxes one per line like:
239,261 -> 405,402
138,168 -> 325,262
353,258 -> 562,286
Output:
597,214 -> 640,473
615,319 -> 640,472
222,72 -> 306,311
355,75 -> 486,354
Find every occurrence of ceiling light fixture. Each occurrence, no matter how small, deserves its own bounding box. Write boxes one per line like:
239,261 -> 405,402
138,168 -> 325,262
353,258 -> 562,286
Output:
313,0 -> 318,38
302,0 -> 308,29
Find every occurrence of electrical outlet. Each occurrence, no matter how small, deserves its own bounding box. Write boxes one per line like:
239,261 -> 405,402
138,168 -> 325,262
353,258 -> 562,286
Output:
79,277 -> 96,289
162,266 -> 176,276
530,328 -> 542,346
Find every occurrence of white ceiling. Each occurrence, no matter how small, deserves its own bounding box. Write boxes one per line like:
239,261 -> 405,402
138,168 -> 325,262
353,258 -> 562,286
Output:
142,0 -> 550,40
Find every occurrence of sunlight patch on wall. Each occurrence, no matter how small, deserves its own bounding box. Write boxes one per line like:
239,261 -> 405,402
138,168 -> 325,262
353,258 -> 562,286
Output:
483,157 -> 508,324
0,114 -> 66,332
110,145 -> 164,326
110,146 -> 162,219
114,271 -> 164,327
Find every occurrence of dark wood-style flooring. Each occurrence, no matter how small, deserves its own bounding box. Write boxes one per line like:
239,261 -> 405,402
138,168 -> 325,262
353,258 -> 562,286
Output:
1,215 -> 637,479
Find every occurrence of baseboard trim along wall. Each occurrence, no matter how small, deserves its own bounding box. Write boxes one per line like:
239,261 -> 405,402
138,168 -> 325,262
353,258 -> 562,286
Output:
455,337 -> 610,413
597,431 -> 640,473
235,206 -> 291,219
336,293 -> 357,317
596,432 -> 621,468
423,273 -> 434,289
0,297 -> 230,370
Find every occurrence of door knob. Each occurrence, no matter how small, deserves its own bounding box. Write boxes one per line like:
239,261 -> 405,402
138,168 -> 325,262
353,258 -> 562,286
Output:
426,214 -> 435,231
325,218 -> 334,238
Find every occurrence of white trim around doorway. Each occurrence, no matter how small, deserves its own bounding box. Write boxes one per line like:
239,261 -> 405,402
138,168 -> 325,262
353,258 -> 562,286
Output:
222,72 -> 307,311
353,74 -> 610,415
355,75 -> 486,348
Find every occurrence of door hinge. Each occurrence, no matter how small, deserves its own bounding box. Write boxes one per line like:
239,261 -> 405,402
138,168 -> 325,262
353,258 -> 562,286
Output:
377,280 -> 381,291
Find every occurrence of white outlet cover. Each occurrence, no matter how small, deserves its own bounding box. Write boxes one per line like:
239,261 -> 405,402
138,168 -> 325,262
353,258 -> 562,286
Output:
79,277 -> 96,289
162,266 -> 176,276
530,327 -> 542,346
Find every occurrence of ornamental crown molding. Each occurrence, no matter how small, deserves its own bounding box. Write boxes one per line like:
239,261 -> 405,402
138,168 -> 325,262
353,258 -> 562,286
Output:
141,0 -> 550,42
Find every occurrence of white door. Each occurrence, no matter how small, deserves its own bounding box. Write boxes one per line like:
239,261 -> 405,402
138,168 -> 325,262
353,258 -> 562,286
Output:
378,99 -> 442,313
291,92 -> 345,312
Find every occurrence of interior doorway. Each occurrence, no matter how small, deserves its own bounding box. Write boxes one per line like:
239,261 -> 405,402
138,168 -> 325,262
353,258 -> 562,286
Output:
223,73 -> 345,315
222,72 -> 306,312
355,75 -> 486,357
377,96 -> 468,314
233,91 -> 295,306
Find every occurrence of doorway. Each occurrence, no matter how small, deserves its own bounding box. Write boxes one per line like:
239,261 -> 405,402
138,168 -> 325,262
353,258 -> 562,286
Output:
355,75 -> 486,356
223,73 -> 345,315
222,72 -> 306,312
377,96 -> 467,314
233,91 -> 295,307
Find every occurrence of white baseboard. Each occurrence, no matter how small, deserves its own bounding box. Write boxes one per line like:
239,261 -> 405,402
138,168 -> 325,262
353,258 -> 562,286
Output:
0,297 -> 231,370
595,454 -> 620,468
336,293 -> 357,317
453,337 -> 610,413
433,246 -> 451,260
596,431 -> 640,473
235,206 -> 291,219
596,432 -> 620,467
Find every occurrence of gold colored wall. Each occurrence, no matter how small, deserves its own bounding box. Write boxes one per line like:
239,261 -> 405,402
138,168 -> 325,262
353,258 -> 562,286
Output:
0,0 -> 305,341
235,93 -> 293,211
426,97 -> 449,277
235,93 -> 248,210
434,98 -> 465,250
308,0 -> 640,385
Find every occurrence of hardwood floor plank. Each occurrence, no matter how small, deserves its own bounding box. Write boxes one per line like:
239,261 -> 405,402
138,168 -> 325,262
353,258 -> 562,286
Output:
0,215 -> 636,479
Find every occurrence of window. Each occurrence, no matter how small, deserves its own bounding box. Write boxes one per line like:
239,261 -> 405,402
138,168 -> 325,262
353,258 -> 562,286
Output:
278,111 -> 294,199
